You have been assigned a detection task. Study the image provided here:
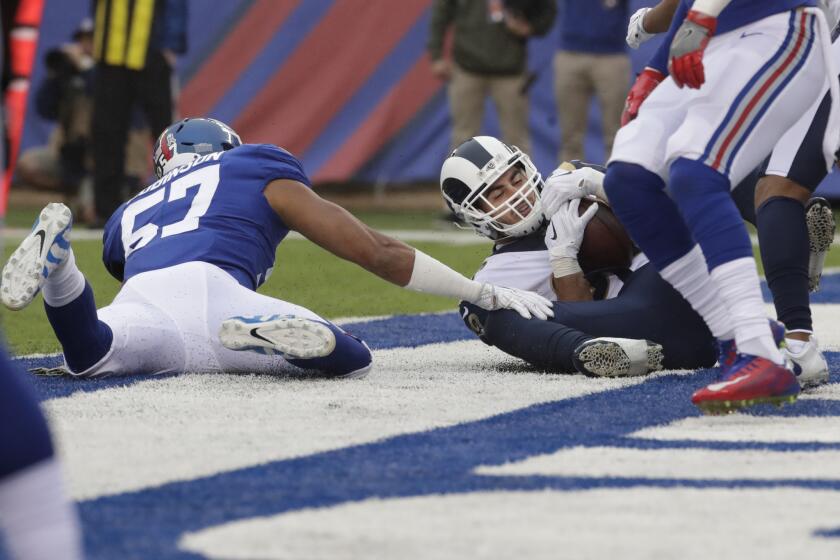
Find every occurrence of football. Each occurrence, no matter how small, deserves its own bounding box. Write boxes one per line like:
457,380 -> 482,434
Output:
577,196 -> 635,273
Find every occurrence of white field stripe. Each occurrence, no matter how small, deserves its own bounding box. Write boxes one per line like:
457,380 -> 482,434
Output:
475,446 -> 840,480
180,489 -> 840,560
45,340 -> 649,500
631,415 -> 840,443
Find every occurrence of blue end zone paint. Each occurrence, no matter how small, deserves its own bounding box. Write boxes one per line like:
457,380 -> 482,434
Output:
5,308 -> 840,558
68,364 -> 840,559
341,312 -> 472,350
12,271 -> 840,401
814,527 -> 840,538
11,313 -> 472,402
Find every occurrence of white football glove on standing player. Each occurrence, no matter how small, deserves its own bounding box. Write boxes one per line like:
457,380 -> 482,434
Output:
541,165 -> 607,218
626,7 -> 654,49
544,199 -> 598,278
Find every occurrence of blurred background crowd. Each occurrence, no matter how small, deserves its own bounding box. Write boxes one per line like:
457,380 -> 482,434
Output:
3,0 -> 838,229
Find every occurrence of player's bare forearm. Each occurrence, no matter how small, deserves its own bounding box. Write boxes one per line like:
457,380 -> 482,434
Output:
550,273 -> 593,302
645,0 -> 681,33
691,0 -> 733,17
264,180 -> 415,286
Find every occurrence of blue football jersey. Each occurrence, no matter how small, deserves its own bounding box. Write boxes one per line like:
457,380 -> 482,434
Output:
102,144 -> 309,290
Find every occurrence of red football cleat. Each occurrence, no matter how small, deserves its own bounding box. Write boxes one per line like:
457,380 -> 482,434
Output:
691,354 -> 800,414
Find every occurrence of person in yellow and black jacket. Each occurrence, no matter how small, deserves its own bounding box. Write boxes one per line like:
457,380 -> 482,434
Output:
91,0 -> 187,223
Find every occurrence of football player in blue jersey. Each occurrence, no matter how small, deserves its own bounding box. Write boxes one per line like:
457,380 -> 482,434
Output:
0,347 -> 83,560
0,118 -> 552,379
625,0 -> 838,391
604,0 -> 836,412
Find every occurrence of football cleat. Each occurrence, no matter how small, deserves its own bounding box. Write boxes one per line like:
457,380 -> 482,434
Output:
1,203 -> 73,311
219,314 -> 337,359
572,337 -> 664,377
784,334 -> 829,388
717,319 -> 785,377
691,355 -> 800,414
805,197 -> 835,293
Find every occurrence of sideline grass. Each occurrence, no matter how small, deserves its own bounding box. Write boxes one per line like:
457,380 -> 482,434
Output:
3,204 -> 840,355
0,238 -> 491,355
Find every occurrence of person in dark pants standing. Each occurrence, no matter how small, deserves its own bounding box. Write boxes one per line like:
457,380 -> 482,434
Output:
91,0 -> 187,223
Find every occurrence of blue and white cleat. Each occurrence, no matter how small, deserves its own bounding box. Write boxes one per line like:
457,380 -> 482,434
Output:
1,202 -> 72,311
219,314 -> 337,359
784,334 -> 829,389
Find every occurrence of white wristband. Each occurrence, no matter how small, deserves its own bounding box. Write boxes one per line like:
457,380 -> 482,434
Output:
405,249 -> 483,302
551,256 -> 583,278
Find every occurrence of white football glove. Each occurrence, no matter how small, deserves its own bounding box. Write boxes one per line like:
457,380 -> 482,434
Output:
472,284 -> 554,320
626,7 -> 654,49
544,198 -> 598,278
541,165 -> 606,219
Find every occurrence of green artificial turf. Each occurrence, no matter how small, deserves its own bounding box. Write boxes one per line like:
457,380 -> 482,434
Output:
3,204 -> 840,355
0,238 -> 491,355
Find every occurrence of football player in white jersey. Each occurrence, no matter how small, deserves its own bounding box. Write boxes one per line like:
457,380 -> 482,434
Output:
604,0 -> 837,412
443,136 -> 720,377
0,118 -> 552,380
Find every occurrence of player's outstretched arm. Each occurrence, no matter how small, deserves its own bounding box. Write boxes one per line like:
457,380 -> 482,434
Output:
264,180 -> 554,320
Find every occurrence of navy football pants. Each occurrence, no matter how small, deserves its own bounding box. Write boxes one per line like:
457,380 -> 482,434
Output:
470,264 -> 717,372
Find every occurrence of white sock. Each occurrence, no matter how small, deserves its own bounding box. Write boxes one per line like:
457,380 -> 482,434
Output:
42,248 -> 86,308
785,330 -> 812,355
710,257 -> 784,364
660,245 -> 734,340
0,458 -> 83,560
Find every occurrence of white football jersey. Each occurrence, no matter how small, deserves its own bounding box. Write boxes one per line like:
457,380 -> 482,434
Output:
473,234 -> 648,302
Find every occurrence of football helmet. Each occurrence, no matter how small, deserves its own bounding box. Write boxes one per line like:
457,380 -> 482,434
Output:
153,117 -> 242,178
440,136 -> 545,239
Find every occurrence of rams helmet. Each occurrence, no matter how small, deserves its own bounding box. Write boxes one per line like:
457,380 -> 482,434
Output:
440,136 -> 544,240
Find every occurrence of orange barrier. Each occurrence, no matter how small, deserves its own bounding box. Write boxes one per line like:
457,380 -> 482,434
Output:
2,0 -> 44,217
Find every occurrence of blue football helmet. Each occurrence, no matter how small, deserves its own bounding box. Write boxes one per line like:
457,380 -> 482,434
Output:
153,118 -> 242,178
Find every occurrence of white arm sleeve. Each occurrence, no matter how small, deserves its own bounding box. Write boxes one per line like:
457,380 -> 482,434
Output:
691,0 -> 733,16
405,249 -> 484,302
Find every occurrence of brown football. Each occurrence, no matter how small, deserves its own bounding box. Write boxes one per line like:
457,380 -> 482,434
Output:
577,197 -> 635,273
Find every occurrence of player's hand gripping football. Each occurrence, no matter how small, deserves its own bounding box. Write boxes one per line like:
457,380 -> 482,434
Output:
473,284 -> 554,320
621,67 -> 664,126
668,9 -> 717,89
541,165 -> 605,218
545,198 -> 598,278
